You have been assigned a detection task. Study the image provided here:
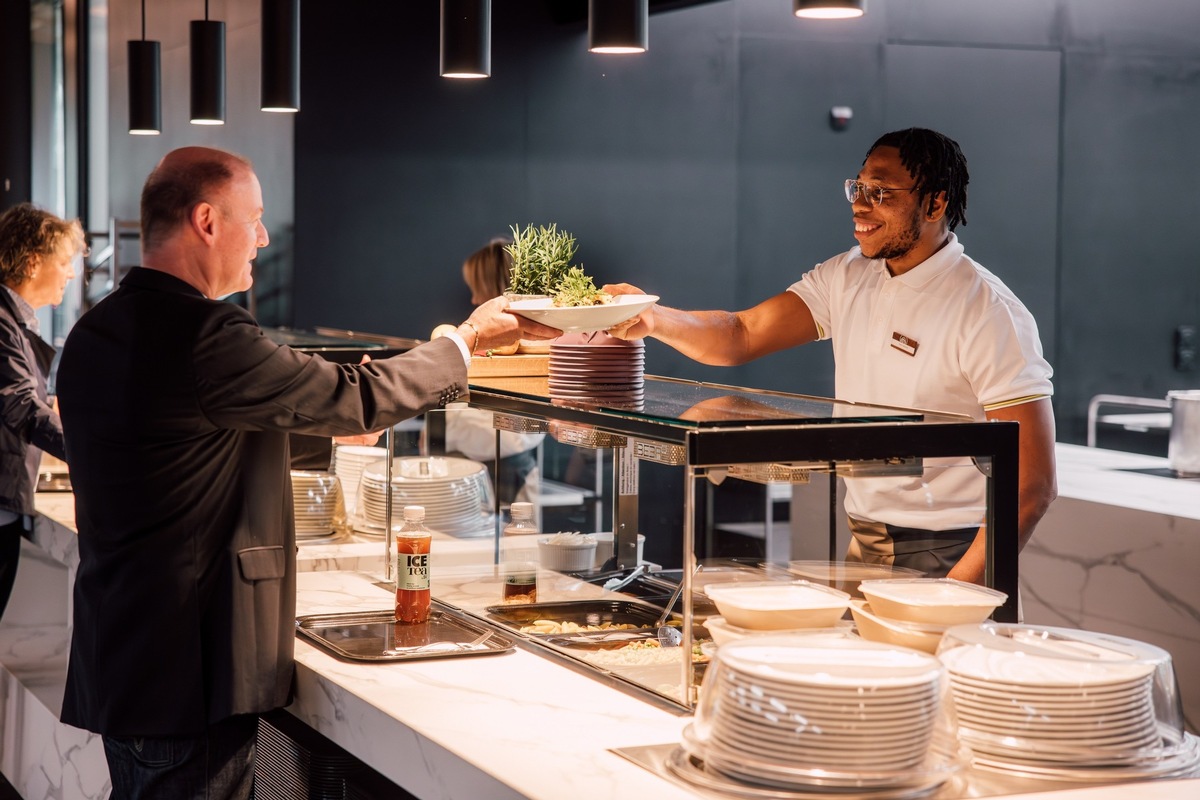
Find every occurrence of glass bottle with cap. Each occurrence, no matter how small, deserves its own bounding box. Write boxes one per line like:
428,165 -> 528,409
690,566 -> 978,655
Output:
501,501 -> 539,603
395,505 -> 432,623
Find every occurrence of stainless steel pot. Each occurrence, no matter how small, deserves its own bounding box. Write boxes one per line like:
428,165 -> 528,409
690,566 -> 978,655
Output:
1167,389 -> 1200,476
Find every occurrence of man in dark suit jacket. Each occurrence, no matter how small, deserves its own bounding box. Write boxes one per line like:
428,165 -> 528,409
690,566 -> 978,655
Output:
55,146 -> 556,800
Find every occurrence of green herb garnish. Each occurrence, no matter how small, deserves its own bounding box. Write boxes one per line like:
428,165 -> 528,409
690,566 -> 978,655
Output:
552,266 -> 611,307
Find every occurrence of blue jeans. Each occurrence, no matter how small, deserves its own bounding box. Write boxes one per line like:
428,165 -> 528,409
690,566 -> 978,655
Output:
102,713 -> 257,800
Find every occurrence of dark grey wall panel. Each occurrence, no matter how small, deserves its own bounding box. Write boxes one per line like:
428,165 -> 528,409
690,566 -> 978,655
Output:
521,3 -> 740,385
1057,51 -> 1200,442
295,1 -> 741,360
883,44 -> 1061,360
731,37 -> 883,397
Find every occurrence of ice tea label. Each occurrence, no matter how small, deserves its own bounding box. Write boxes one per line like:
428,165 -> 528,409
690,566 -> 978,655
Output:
399,553 -> 430,591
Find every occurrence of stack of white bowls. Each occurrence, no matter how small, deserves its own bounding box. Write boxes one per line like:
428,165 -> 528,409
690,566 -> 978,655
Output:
849,578 -> 1006,654
702,580 -> 852,645
675,635 -> 963,795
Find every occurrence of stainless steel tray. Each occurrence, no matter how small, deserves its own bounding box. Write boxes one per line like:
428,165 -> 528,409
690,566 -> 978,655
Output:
296,608 -> 515,662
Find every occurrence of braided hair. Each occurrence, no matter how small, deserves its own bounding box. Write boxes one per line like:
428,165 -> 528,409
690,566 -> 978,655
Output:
865,128 -> 969,231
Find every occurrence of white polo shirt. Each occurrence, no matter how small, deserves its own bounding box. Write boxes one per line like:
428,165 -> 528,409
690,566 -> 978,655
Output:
788,233 -> 1053,530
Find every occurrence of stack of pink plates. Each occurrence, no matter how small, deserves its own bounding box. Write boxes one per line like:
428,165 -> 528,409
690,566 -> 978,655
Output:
548,332 -> 644,409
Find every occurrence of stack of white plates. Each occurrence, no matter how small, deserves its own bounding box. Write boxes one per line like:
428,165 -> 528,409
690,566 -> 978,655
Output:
332,445 -> 387,515
354,456 -> 492,537
941,624 -> 1200,781
548,332 -> 644,409
291,471 -> 340,540
679,635 -> 961,794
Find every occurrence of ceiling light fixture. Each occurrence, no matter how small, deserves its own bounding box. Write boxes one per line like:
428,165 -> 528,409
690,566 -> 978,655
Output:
793,0 -> 866,20
588,0 -> 648,54
440,0 -> 491,79
190,1 -> 226,124
128,0 -> 161,135
261,0 -> 300,112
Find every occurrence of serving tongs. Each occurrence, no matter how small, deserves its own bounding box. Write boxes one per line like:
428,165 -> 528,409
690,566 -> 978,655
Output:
601,564 -> 648,592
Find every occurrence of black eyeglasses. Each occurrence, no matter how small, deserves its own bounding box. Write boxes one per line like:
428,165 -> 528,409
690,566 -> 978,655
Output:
844,179 -> 917,206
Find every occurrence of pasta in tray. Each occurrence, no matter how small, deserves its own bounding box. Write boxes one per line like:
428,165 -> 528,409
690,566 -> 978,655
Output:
518,619 -> 643,635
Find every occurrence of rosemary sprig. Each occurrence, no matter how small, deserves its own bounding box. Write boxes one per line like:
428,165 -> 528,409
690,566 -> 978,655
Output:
505,223 -> 578,296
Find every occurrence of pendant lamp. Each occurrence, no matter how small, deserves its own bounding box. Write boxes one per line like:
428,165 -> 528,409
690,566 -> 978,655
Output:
128,0 -> 160,135
190,1 -> 225,124
588,0 -> 648,54
261,0 -> 300,112
440,0 -> 490,79
793,0 -> 866,19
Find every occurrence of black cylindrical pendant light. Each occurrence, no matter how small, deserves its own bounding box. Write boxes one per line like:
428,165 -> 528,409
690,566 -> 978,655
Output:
793,0 -> 866,19
588,0 -> 648,54
261,0 -> 300,112
440,0 -> 490,79
128,1 -> 160,135
190,2 -> 225,125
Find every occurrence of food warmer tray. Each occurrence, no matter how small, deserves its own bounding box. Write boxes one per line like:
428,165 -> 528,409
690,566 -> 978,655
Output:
484,600 -> 687,649
296,608 -> 515,663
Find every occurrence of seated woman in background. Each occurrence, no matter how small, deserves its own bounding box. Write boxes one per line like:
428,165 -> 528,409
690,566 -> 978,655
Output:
429,238 -> 545,505
0,203 -> 85,620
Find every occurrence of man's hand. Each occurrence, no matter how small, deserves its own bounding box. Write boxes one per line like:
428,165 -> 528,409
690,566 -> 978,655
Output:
602,283 -> 655,340
462,296 -> 560,353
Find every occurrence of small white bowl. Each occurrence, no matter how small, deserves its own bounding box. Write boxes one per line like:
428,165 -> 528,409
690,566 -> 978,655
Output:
858,578 -> 1007,626
537,535 -> 598,572
849,599 -> 948,654
703,615 -> 852,647
703,580 -> 851,630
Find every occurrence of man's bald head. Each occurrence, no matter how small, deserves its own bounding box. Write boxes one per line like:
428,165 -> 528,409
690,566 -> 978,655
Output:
140,147 -> 254,251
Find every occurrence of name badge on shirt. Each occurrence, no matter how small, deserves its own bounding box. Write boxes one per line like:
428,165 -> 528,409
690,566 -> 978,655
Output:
891,331 -> 919,357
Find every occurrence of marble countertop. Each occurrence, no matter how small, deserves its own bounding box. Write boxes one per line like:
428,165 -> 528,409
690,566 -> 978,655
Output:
1053,443 -> 1200,521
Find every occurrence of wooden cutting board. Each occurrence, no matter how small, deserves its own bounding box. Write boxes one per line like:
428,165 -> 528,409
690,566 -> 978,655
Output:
468,354 -> 549,377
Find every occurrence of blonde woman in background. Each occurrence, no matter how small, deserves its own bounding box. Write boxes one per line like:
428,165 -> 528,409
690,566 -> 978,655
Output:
0,203 -> 85,620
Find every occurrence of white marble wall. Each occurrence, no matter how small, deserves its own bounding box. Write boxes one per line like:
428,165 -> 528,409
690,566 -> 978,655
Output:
1021,497 -> 1200,734
0,527 -> 108,799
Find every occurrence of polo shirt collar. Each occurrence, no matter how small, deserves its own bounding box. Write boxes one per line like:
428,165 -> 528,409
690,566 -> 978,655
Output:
888,232 -> 963,288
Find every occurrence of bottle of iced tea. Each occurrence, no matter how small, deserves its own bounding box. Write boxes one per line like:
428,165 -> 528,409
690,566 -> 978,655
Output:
395,505 -> 432,624
501,501 -> 538,603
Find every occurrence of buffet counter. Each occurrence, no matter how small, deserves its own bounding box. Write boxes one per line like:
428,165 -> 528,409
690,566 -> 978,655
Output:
1,445 -> 1198,799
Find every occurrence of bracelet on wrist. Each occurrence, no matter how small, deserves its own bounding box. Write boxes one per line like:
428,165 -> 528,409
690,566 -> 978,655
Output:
461,321 -> 480,352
